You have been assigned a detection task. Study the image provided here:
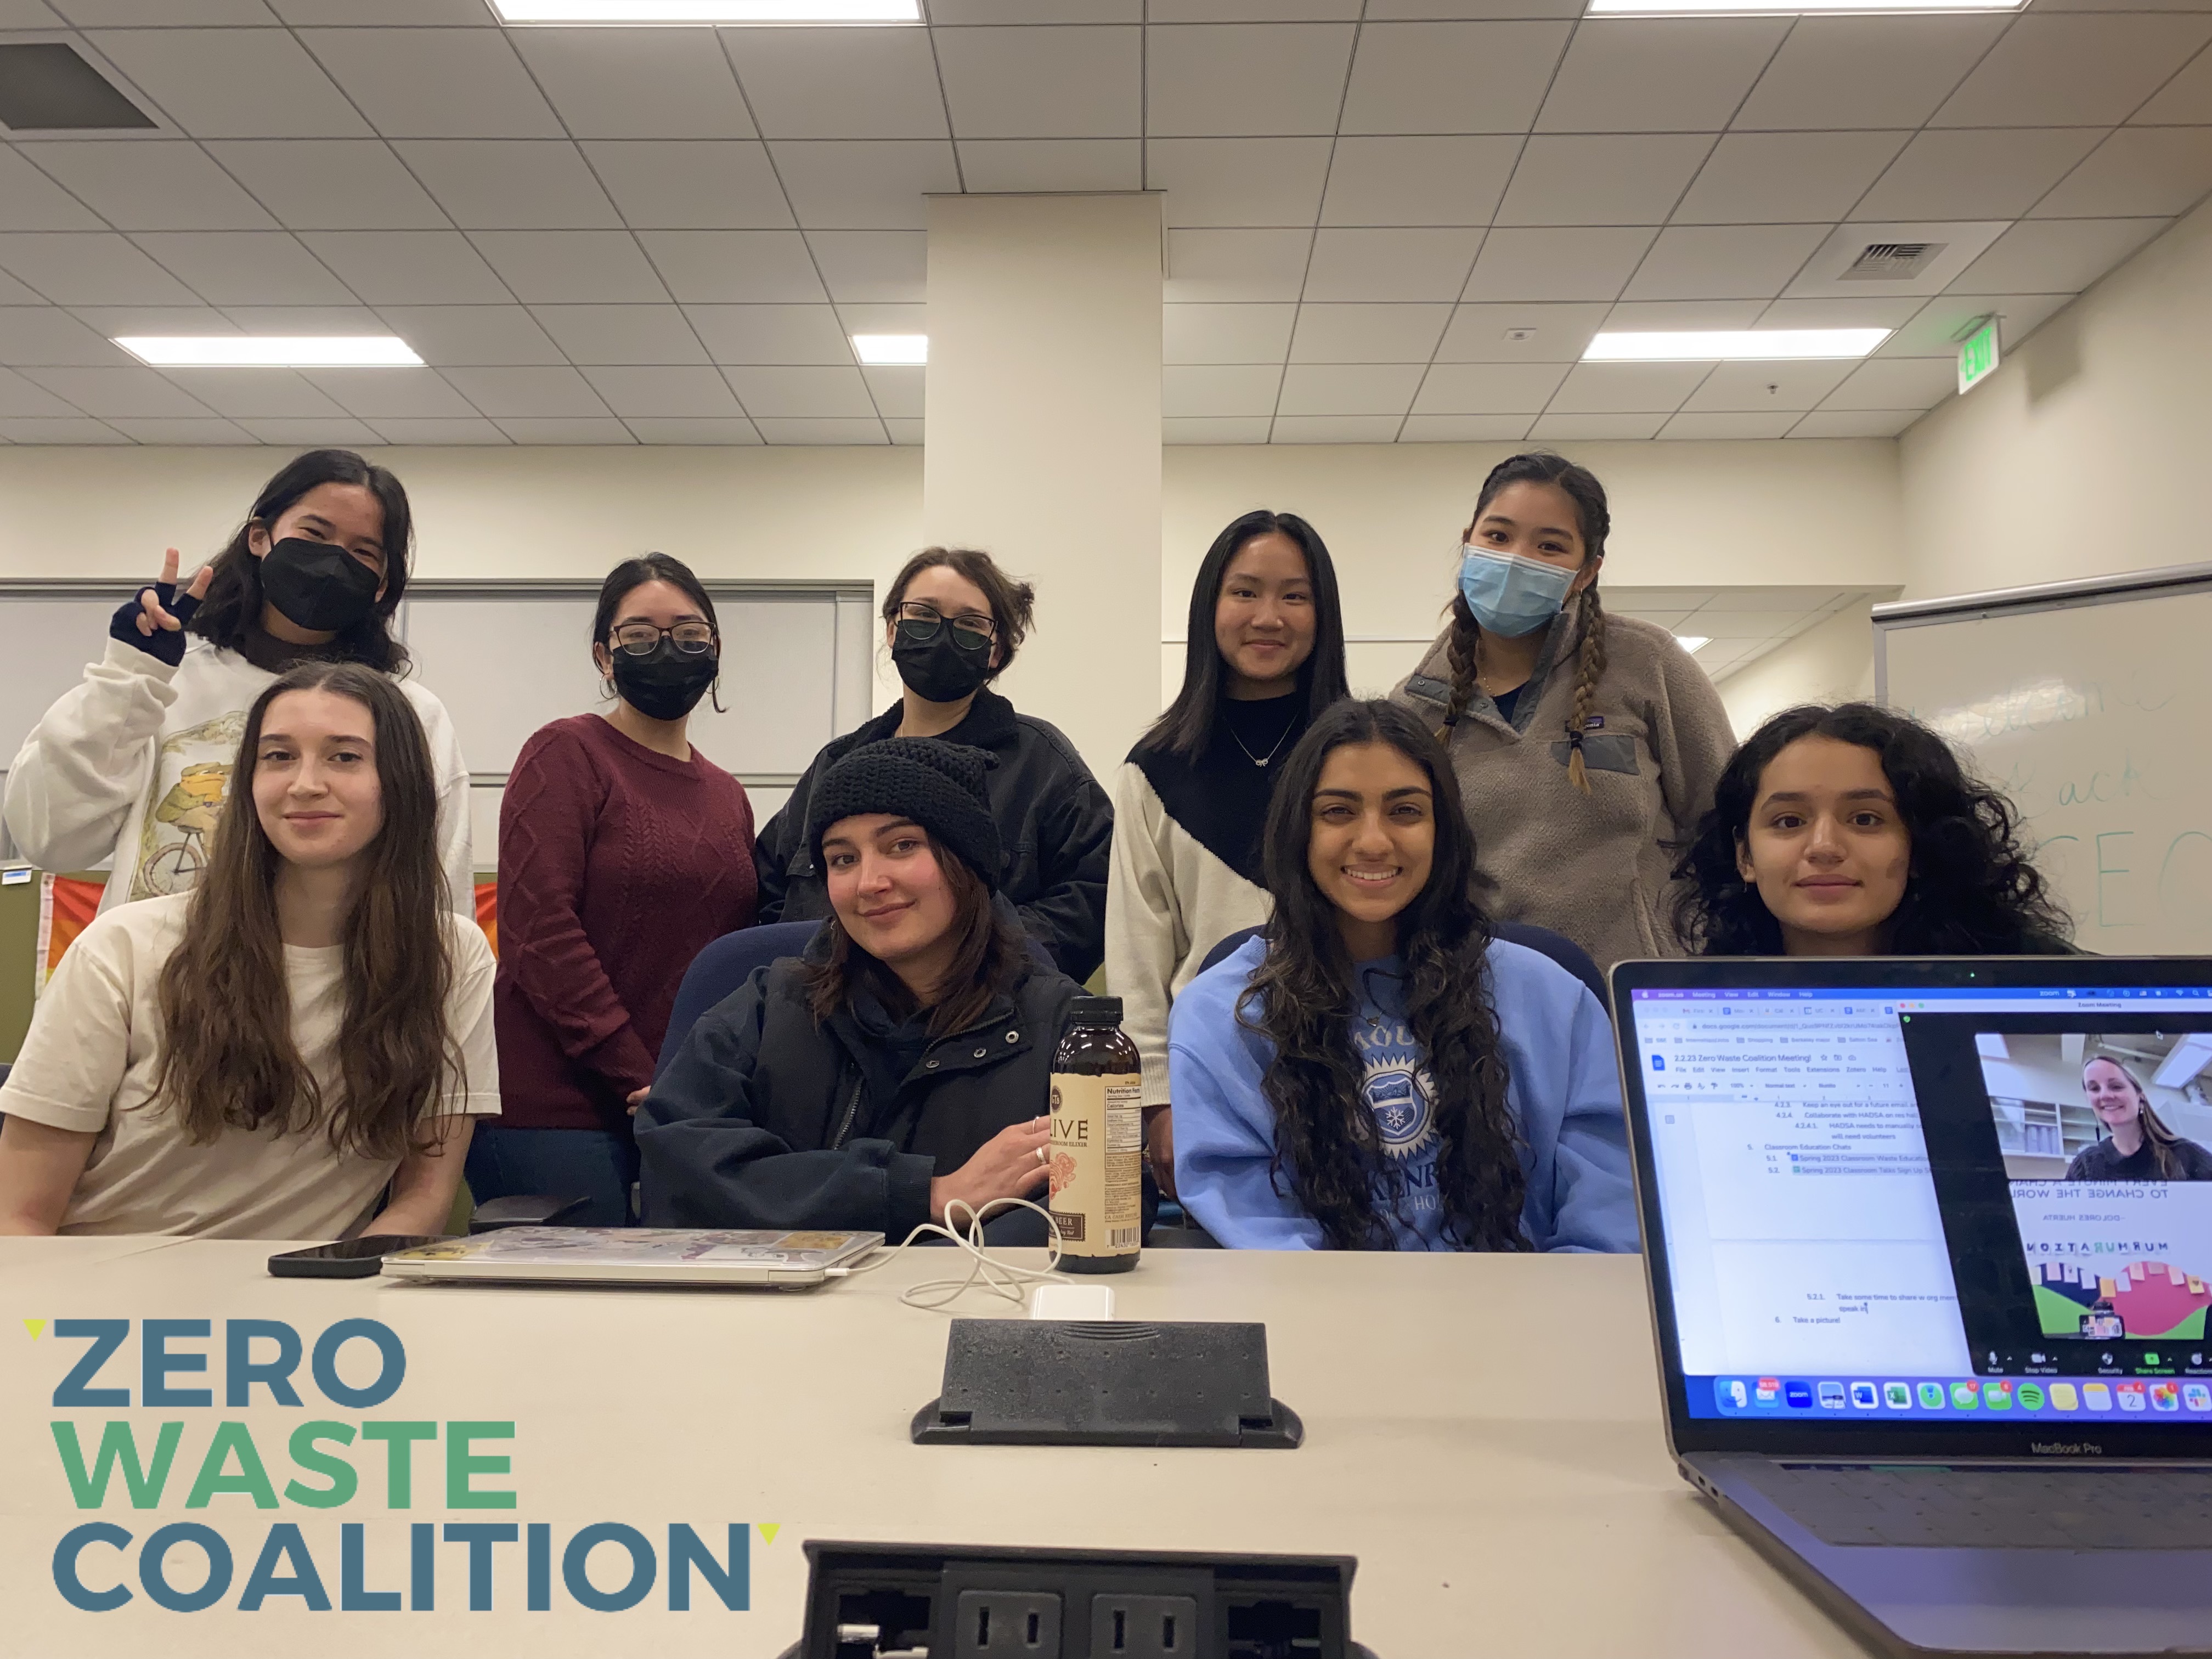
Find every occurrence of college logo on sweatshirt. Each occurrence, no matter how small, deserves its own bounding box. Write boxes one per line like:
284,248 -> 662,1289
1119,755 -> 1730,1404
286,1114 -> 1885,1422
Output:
1355,1019 -> 1437,1161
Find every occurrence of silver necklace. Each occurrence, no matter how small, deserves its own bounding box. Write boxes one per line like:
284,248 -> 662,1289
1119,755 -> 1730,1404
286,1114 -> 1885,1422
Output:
1227,708 -> 1298,769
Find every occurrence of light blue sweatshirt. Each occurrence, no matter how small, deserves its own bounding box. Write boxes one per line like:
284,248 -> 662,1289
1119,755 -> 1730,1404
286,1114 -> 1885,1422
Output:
1168,934 -> 1639,1252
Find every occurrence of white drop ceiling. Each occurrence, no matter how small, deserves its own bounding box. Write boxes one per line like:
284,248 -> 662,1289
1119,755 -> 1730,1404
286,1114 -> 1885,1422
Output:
1606,584 -> 1895,683
0,0 -> 2207,447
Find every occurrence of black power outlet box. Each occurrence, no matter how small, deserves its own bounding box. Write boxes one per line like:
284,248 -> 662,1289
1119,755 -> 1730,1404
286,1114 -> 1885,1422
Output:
787,1539 -> 1372,1659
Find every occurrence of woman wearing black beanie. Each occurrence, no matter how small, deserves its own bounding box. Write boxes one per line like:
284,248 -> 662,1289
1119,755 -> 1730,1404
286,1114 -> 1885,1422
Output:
636,738 -> 1086,1239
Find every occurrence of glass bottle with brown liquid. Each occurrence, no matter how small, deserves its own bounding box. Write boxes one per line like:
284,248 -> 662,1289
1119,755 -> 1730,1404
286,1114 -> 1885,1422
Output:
1047,995 -> 1143,1274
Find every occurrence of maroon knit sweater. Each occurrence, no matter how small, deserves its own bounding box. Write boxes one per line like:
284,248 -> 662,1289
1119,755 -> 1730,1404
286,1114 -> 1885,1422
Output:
494,714 -> 757,1132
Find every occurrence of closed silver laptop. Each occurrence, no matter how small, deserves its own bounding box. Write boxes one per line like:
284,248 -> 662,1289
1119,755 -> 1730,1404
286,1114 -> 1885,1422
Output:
380,1226 -> 882,1288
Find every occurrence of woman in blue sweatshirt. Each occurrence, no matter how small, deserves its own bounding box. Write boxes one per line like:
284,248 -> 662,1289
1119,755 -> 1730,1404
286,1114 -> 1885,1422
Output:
1169,698 -> 1637,1252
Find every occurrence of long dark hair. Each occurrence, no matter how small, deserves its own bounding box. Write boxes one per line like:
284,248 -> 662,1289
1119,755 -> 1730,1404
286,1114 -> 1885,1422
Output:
153,662 -> 461,1160
882,547 -> 1036,684
1440,452 -> 1611,792
799,832 -> 1031,1039
592,550 -> 725,713
1240,699 -> 1528,1251
188,450 -> 414,674
1671,702 -> 2072,956
1141,509 -> 1350,759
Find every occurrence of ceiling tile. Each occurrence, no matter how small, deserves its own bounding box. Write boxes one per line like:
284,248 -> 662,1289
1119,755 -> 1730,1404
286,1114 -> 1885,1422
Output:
1545,361 -> 1709,413
2133,44 -> 2212,123
685,302 -> 851,364
86,28 -> 370,138
1788,408 -> 1919,438
0,1 -> 64,20
1289,302 -> 1449,363
55,2 -> 278,20
930,0 -> 1139,21
297,231 -> 510,304
935,25 -> 1142,139
298,29 -> 560,139
1603,298 -> 1764,329
1949,217 -> 2170,294
752,416 -> 888,444
492,417 -> 636,444
1854,128 -> 2104,223
231,416 -> 380,444
1818,356 -> 1957,410
725,27 -> 949,140
1277,362 -> 1423,415
1148,0 -> 1361,15
1163,363 -> 1283,416
1932,14 -> 2212,128
1339,21 -> 1570,136
0,232 -> 201,304
272,0 -> 493,20
1877,291 -> 2067,358
438,366 -> 610,418
1495,135 -> 1714,228
392,142 -> 621,232
770,140 -> 958,231
225,302 -> 370,331
369,417 -> 509,444
509,26 -> 755,140
1672,132 -> 1910,225
582,142 -> 792,232
472,231 -> 668,304
1435,300 -> 1610,362
1678,358 -> 1857,413
1659,411 -> 1795,440
1537,18 -> 1790,133
532,303 -> 708,364
103,416 -> 255,443
1409,360 -> 1568,414
0,365 -> 86,415
1164,301 -> 1296,363
1146,24 -> 1356,138
205,141 -> 449,230
1400,413 -> 1534,441
20,142 -> 275,232
834,301 -> 925,335
2033,127 -> 2212,220
1754,295 -> 1926,331
957,140 -> 1142,193
636,230 -> 826,303
0,267 -> 47,303
0,148 -> 104,232
1318,136 -> 1518,228
131,232 -> 354,306
1784,218 -> 2007,299
1269,414 -> 1401,442
1165,228 -> 1312,302
1163,415 -> 1272,443
1692,608 -> 1806,635
724,364 -> 876,417
861,363 -> 921,417
619,416 -> 761,444
1528,411 -> 1666,440
160,367 -> 344,417
375,305 -> 566,366
1461,227 -> 1654,303
1150,138 -> 1331,229
1621,224 -> 1828,302
301,366 -> 475,419
582,365 -> 746,417
804,230 -> 925,302
0,416 -> 126,442
1302,227 -> 1483,302
0,304 -> 135,364
1731,15 -> 2010,132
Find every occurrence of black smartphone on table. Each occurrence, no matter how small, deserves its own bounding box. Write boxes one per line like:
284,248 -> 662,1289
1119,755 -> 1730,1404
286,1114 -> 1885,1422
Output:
267,1236 -> 447,1279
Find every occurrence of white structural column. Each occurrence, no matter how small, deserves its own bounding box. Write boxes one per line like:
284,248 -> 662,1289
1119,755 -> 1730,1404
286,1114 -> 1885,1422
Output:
922,193 -> 1164,777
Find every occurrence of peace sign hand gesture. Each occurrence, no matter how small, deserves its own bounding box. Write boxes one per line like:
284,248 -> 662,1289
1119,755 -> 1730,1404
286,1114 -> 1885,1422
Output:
109,548 -> 213,669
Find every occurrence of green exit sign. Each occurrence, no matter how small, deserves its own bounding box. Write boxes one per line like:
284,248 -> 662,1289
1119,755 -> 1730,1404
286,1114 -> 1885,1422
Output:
1957,318 -> 2000,394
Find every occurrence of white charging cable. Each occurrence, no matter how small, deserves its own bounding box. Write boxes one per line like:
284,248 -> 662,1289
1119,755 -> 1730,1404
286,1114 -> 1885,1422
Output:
827,1195 -> 1068,1311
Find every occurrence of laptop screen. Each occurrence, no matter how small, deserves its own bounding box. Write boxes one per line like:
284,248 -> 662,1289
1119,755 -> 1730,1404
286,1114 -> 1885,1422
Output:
1627,975 -> 2212,1430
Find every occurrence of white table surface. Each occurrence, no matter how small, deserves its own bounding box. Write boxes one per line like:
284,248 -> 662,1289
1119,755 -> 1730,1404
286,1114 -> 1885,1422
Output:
4,1238 -> 1864,1659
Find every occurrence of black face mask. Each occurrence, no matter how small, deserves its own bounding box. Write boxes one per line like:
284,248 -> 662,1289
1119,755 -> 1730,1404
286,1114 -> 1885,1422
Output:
893,624 -> 992,704
610,640 -> 718,723
260,537 -> 382,635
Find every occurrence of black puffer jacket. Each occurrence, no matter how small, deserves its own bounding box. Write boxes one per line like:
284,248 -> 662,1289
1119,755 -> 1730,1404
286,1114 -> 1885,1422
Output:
752,689 -> 1114,980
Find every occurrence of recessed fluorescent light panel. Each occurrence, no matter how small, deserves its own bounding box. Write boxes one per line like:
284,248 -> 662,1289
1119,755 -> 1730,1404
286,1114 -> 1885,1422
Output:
1585,330 -> 1889,362
492,1 -> 921,21
1589,0 -> 2018,13
852,334 -> 927,366
1675,636 -> 1712,653
116,337 -> 424,368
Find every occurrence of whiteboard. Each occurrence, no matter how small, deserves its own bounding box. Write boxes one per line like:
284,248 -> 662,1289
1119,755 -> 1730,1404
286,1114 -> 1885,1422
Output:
1876,565 -> 2212,954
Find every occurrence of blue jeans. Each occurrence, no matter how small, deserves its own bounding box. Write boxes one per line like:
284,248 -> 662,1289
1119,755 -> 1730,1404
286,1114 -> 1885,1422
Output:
465,1125 -> 637,1229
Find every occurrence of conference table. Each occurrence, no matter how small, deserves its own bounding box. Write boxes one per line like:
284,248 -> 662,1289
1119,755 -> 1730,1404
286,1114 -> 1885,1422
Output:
5,1236 -> 1864,1658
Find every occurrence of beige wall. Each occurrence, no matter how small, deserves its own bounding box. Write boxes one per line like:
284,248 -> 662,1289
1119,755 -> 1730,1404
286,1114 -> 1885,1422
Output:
1716,603 -> 1882,741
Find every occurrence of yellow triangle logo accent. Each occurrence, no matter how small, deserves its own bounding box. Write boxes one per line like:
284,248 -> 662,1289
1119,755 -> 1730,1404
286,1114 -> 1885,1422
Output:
757,1523 -> 781,1547
22,1319 -> 45,1340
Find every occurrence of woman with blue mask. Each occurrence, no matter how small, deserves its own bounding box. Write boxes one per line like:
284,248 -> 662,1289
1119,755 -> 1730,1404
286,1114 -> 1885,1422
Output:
1390,452 -> 1734,969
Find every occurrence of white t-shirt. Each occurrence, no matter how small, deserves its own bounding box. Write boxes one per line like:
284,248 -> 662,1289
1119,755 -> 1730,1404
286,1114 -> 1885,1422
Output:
0,892 -> 500,1239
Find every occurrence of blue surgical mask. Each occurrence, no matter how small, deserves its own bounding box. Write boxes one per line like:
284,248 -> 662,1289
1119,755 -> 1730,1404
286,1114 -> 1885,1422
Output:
1457,544 -> 1575,638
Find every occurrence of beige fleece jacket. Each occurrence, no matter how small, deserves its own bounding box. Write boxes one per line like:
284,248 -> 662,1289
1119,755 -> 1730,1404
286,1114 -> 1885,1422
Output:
1390,605 -> 1735,970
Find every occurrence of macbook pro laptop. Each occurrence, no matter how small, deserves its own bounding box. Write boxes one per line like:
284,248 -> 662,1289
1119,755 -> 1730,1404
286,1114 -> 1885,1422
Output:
380,1226 -> 882,1288
1613,956 -> 2212,1658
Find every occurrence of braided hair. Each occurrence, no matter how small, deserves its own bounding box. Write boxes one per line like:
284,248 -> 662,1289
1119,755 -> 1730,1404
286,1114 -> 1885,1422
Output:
1440,453 -> 1612,793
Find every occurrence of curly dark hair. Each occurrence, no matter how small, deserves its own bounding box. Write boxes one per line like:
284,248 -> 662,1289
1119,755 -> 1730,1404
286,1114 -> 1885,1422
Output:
1671,702 -> 2072,956
1239,699 -> 1530,1251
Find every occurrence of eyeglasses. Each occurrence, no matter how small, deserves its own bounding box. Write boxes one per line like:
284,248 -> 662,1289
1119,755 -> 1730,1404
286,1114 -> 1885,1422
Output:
611,623 -> 715,656
894,602 -> 995,646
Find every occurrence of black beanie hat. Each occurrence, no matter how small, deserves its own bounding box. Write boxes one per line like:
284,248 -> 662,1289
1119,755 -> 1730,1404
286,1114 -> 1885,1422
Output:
806,738 -> 1003,891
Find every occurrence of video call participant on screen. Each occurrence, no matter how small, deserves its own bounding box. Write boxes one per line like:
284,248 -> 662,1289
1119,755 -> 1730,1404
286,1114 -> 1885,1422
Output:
1108,510 -> 1350,1199
2066,1056 -> 2212,1182
1672,702 -> 2073,958
0,664 -> 498,1239
1167,700 -> 1636,1254
639,740 -> 1081,1240
470,554 -> 758,1228
752,548 -> 1115,981
3,449 -> 473,915
1390,453 -> 1733,970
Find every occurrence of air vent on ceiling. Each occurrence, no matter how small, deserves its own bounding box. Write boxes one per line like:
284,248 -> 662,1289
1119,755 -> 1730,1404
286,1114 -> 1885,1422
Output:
0,42 -> 156,132
1839,241 -> 1945,282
